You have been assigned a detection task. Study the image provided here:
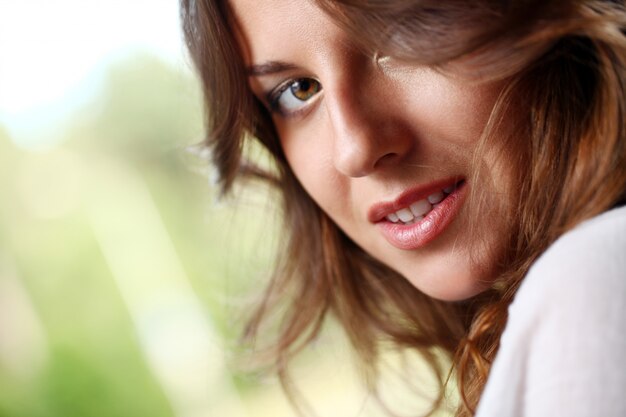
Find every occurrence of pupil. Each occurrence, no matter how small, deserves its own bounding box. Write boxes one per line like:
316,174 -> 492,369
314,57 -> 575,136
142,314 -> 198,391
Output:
298,79 -> 310,91
291,79 -> 316,100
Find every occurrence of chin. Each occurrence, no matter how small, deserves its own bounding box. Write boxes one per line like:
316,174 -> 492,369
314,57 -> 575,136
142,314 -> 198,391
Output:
400,260 -> 493,302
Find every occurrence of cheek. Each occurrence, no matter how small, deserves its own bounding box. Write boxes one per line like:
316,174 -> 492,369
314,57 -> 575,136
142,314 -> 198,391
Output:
397,69 -> 503,148
452,93 -> 495,141
279,127 -> 348,216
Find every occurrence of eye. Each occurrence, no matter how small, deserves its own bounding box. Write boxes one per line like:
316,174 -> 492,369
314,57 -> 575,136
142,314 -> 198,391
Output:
268,78 -> 322,116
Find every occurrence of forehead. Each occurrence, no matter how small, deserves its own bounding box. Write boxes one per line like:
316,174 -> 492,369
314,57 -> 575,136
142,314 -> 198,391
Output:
228,0 -> 345,66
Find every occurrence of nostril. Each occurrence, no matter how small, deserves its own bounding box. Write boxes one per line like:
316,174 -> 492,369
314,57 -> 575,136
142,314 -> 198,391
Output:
374,152 -> 401,168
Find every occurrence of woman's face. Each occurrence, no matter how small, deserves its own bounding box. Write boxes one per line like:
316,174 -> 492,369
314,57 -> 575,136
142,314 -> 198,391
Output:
231,0 -> 512,301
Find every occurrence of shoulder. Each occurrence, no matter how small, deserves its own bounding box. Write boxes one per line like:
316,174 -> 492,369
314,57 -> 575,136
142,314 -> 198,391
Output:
476,206 -> 626,417
509,205 -> 626,377
512,205 -> 626,318
526,204 -> 626,282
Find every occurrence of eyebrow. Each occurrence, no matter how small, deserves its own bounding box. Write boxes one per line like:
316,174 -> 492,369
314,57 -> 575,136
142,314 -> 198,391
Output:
247,60 -> 298,77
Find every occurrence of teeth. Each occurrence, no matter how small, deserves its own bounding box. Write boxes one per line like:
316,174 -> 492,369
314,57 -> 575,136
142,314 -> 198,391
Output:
427,191 -> 444,204
410,199 -> 431,217
396,208 -> 414,222
384,186 -> 453,224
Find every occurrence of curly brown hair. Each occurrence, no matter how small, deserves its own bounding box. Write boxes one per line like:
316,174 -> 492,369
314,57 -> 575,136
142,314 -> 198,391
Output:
180,0 -> 626,415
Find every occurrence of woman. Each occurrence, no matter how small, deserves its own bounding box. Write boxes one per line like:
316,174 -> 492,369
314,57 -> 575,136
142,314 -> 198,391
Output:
180,0 -> 626,415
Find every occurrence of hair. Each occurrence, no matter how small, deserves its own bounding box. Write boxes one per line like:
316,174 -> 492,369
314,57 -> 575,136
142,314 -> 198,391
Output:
180,0 -> 626,415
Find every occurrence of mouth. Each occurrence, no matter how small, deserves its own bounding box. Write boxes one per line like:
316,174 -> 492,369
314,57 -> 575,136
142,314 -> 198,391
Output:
368,178 -> 467,250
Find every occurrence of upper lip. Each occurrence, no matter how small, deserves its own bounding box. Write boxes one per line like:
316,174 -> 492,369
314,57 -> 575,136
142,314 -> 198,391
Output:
367,176 -> 464,223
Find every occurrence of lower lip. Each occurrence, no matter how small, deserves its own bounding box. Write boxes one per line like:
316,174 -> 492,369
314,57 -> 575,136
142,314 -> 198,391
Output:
376,182 -> 467,250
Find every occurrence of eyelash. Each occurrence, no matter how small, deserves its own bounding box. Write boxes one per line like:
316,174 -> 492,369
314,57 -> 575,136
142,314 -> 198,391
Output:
266,77 -> 323,117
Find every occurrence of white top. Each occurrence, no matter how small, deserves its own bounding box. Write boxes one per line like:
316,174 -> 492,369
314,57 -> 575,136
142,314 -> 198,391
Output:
476,206 -> 626,417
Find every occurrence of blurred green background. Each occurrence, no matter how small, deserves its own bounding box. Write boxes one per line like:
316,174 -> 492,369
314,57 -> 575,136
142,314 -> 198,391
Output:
0,2 -> 454,416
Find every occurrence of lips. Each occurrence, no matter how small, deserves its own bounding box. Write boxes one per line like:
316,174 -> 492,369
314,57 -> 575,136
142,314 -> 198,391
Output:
368,178 -> 467,250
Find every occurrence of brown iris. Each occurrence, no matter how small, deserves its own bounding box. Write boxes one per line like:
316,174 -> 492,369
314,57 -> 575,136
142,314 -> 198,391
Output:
290,78 -> 321,101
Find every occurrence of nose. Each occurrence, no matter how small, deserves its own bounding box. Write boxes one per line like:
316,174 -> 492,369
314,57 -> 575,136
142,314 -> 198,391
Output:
326,79 -> 414,178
